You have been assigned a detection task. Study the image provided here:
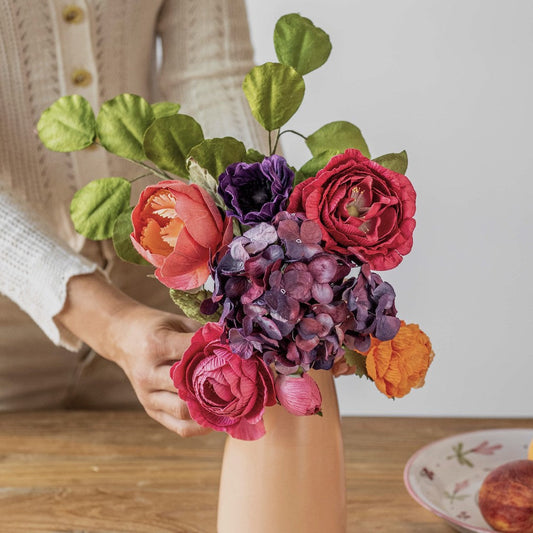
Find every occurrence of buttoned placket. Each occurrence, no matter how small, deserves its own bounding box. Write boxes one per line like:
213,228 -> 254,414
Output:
52,0 -> 116,269
52,0 -> 109,187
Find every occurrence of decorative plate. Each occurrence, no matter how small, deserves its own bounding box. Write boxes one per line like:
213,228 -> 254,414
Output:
403,428 -> 533,533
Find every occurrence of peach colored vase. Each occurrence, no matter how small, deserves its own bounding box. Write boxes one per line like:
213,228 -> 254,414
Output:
217,369 -> 347,533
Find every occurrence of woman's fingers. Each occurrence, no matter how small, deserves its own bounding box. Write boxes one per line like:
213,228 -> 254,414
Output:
148,363 -> 178,393
149,390 -> 191,420
145,393 -> 212,438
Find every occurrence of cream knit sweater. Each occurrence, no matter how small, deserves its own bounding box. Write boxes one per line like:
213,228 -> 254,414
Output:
0,0 -> 268,349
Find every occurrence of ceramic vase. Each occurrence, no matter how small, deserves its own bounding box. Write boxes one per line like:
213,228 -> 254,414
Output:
217,369 -> 346,533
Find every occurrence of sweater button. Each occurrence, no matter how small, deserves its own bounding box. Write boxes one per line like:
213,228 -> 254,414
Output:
71,68 -> 92,87
62,5 -> 84,24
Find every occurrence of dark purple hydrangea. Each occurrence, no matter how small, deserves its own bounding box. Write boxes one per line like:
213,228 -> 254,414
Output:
203,212 -> 400,374
218,155 -> 294,226
342,264 -> 401,352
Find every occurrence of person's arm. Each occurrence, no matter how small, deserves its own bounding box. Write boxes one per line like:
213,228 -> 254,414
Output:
0,190 -> 208,436
0,190 -> 98,349
55,271 -> 210,437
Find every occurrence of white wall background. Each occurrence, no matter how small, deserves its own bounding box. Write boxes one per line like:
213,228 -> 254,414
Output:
245,0 -> 533,417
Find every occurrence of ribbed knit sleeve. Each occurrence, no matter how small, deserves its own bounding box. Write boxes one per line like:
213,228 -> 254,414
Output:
156,0 -> 269,155
0,190 -> 99,350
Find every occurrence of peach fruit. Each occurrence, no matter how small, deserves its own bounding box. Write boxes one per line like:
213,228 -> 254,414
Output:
478,459 -> 533,533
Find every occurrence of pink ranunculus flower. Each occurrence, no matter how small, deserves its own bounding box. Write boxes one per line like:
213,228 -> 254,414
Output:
131,180 -> 233,290
288,149 -> 416,271
274,373 -> 322,416
170,322 -> 276,440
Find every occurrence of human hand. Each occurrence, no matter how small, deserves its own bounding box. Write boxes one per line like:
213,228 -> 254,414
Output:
108,304 -> 212,437
56,272 -> 211,437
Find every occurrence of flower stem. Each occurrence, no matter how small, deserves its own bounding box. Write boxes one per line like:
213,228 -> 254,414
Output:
280,129 -> 308,141
272,129 -> 307,154
129,173 -> 152,183
92,139 -> 175,181
127,159 -> 173,181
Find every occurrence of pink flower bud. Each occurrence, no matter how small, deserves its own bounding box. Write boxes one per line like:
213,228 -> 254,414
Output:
275,373 -> 322,416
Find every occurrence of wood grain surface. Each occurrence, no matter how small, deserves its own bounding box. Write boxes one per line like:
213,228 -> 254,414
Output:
0,412 -> 531,532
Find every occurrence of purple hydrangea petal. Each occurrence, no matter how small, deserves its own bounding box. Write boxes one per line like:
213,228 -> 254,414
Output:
255,315 -> 283,340
311,282 -> 334,304
295,335 -> 320,351
375,315 -> 401,341
300,219 -> 322,243
284,270 -> 313,301
277,219 -> 300,241
308,255 -> 339,283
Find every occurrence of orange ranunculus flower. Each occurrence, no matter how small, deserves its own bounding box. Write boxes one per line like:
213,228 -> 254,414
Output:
131,180 -> 232,291
362,321 -> 434,398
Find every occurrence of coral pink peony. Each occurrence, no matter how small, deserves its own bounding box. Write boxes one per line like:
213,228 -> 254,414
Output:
274,373 -> 322,416
170,322 -> 276,440
131,180 -> 232,290
288,149 -> 416,270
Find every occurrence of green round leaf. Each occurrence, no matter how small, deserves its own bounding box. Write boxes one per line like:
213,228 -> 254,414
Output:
37,95 -> 96,152
343,348 -> 369,379
187,159 -> 225,209
244,148 -> 266,164
143,114 -> 204,178
373,150 -> 408,175
296,149 -> 342,185
96,94 -> 155,160
112,208 -> 150,265
70,177 -> 131,240
169,288 -> 221,324
242,62 -> 305,131
306,121 -> 370,159
188,137 -> 246,179
274,13 -> 332,75
152,102 -> 181,119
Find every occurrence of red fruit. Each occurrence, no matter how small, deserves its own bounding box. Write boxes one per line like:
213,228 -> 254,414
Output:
478,459 -> 533,533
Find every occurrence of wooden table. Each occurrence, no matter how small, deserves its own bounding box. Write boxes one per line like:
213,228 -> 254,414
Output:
0,412 -> 531,532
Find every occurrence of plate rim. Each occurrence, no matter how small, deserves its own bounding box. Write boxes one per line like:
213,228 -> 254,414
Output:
403,427 -> 533,533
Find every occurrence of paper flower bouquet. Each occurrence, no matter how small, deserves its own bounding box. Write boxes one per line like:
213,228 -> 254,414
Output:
38,14 -> 433,440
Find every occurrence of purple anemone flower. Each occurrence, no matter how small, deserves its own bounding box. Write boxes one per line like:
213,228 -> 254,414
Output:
218,155 -> 294,225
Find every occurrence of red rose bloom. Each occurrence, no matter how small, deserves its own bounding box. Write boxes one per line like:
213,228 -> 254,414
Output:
288,149 -> 416,270
170,323 -> 276,441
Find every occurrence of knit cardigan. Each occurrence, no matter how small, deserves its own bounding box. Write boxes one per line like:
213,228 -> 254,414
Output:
0,0 -> 268,349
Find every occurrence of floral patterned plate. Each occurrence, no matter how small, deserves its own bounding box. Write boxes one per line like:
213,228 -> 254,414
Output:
403,428 -> 533,533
